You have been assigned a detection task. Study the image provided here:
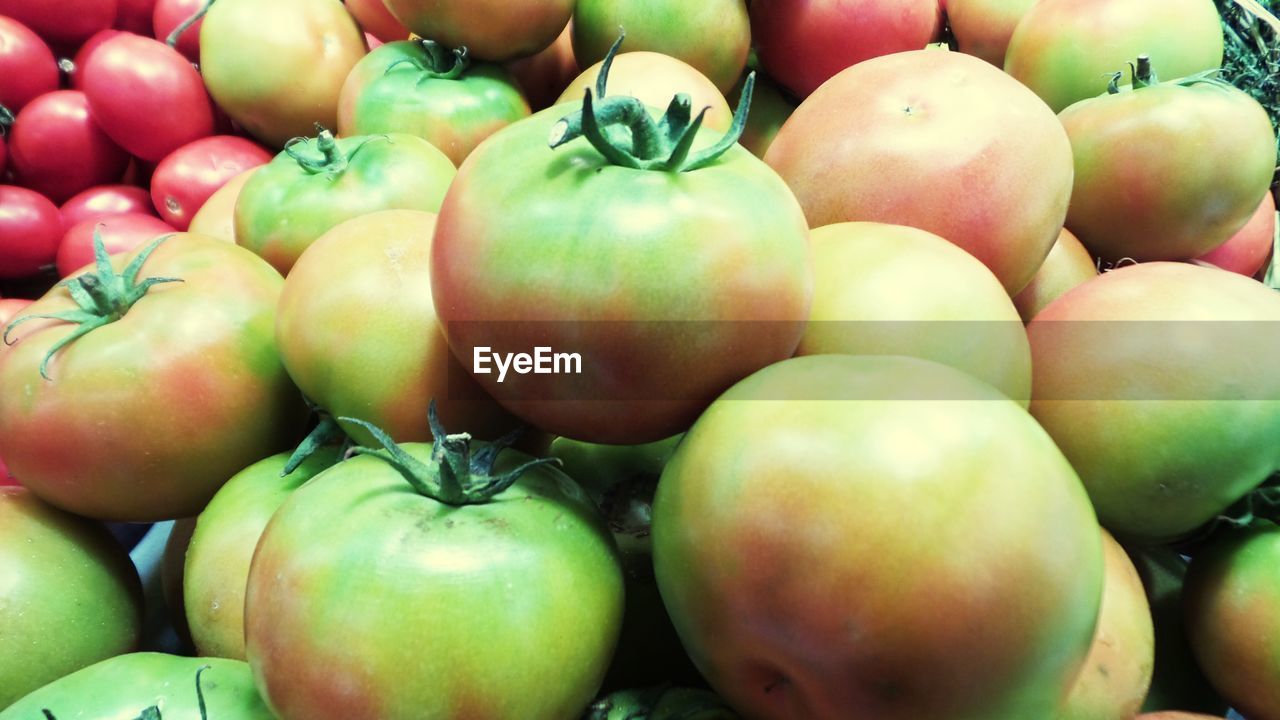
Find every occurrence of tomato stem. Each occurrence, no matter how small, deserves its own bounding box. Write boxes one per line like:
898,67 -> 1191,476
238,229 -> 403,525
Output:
166,0 -> 215,50
0,105 -> 12,136
281,406 -> 349,477
283,126 -> 386,177
384,40 -> 471,82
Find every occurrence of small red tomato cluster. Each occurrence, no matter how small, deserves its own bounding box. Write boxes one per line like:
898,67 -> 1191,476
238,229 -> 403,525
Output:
0,1 -> 1277,719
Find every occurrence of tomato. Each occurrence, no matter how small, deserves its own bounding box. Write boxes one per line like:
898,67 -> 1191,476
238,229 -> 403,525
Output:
188,167 -> 257,242
184,448 -> 342,660
60,184 -> 157,230
1060,65 -> 1275,263
1196,191 -> 1276,277
432,95 -> 811,444
729,71 -> 794,159
557,50 -> 733,132
0,297 -> 31,325
507,21 -> 579,111
66,29 -> 123,91
0,486 -> 142,708
162,515 -> 195,648
346,0 -> 409,42
200,0 -> 366,148
0,653 -> 273,718
0,234 -> 303,521
235,130 -> 455,275
587,687 -> 737,720
0,0 -> 117,48
152,0 -> 205,61
946,0 -> 1037,66
382,0 -> 571,62
150,135 -> 272,231
8,90 -> 129,203
337,39 -> 532,167
750,0 -> 943,99
652,354 -> 1103,719
115,0 -> 157,34
244,418 -> 625,718
1028,262 -> 1280,543
56,212 -> 175,277
766,49 -> 1072,294
572,0 -> 750,93
1054,529 -> 1153,720
1004,0 -> 1224,113
549,435 -> 702,691
82,33 -> 214,161
276,210 -> 515,446
0,185 -> 61,279
0,16 -> 59,113
1012,228 -> 1097,322
796,221 -> 1031,404
1136,714 -> 1223,720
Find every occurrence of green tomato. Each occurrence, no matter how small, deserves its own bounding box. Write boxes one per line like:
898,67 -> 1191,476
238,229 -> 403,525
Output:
0,487 -> 142,708
1,654 -> 271,719
234,130 -> 456,275
337,40 -> 531,167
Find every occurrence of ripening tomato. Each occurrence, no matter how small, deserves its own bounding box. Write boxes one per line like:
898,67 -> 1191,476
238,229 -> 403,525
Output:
1012,228 -> 1097,322
345,0 -> 409,42
0,16 -> 59,112
60,184 -> 157,230
556,51 -> 733,131
152,0 -> 205,61
382,0 -> 572,61
81,33 -> 214,161
150,135 -> 272,230
9,90 -> 130,203
766,49 -> 1073,294
56,212 -> 175,277
652,355 -> 1103,719
1196,191 -> 1276,277
507,21 -> 579,111
946,0 -> 1038,66
0,0 -> 117,48
0,298 -> 31,325
0,185 -> 61,279
188,167 -> 257,243
750,0 -> 943,98
0,486 -> 143,708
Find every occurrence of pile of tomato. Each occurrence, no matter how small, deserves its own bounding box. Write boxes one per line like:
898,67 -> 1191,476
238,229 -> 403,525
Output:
2,0 -> 1279,718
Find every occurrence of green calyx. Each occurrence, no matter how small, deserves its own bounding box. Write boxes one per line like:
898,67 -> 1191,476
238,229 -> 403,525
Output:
42,666 -> 212,720
385,40 -> 471,82
548,32 -> 754,172
3,230 -> 182,381
282,125 -> 384,178
280,399 -> 352,477
338,400 -> 559,506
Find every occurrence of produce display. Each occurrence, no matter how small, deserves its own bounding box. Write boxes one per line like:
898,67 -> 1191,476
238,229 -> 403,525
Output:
1,0 -> 1278,718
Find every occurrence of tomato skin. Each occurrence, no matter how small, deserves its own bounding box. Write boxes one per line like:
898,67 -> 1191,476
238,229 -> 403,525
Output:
1183,522 -> 1280,720
652,355 -> 1103,720
0,185 -> 62,279
1004,0 -> 1224,113
1195,191 -> 1276,277
0,16 -> 59,112
765,49 -> 1073,294
1136,714 -> 1223,719
345,0 -> 409,42
66,29 -> 123,91
0,0 -> 118,48
337,41 -> 532,167
9,90 -> 130,203
82,33 -> 214,162
1012,228 -> 1097,322
572,0 -> 750,93
244,447 -> 625,718
946,0 -> 1037,66
0,653 -> 273,718
750,0 -> 943,99
200,0 -> 367,148
0,234 -> 304,522
152,0 -> 205,61
0,486 -> 143,708
557,51 -> 733,132
507,21 -> 579,111
60,184 -> 157,230
1060,81 -> 1275,263
115,0 -> 157,34
383,0 -> 572,61
1028,263 -> 1280,543
150,135 -> 272,231
235,133 -> 456,275
188,167 -> 257,242
56,212 -> 175,277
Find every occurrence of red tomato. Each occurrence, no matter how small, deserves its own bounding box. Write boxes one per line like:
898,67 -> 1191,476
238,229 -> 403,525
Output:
67,29 -> 124,91
82,33 -> 214,161
0,134 -> 7,177
61,185 -> 157,231
0,17 -> 59,112
345,0 -> 409,43
0,186 -> 61,279
150,136 -> 271,231
0,0 -> 118,48
9,91 -> 130,203
115,0 -> 157,33
56,213 -> 175,277
1195,190 -> 1276,277
750,0 -> 944,98
152,0 -> 203,61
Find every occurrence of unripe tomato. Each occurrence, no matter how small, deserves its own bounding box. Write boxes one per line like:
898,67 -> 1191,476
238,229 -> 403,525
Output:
556,51 -> 733,132
1012,228 -> 1097,322
188,167 -> 257,243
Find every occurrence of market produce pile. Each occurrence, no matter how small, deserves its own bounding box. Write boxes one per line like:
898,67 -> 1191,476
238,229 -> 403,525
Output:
2,0 -> 1280,718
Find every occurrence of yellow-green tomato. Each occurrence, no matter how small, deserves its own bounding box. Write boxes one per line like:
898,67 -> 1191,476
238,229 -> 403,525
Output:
1012,227 -> 1097,322
0,487 -> 142,708
381,0 -> 572,62
653,355 -> 1104,720
796,222 -> 1031,405
556,51 -> 733,131
200,0 -> 367,148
